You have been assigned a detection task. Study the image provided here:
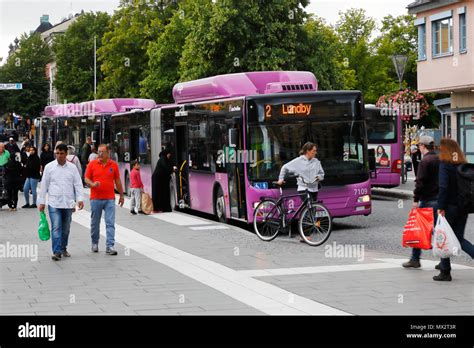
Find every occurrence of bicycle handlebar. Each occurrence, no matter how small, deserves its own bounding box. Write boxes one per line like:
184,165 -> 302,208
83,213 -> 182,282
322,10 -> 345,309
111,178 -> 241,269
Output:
277,174 -> 320,186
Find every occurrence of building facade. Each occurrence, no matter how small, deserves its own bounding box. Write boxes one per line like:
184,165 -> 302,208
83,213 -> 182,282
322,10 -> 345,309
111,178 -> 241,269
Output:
41,14 -> 80,106
408,0 -> 474,162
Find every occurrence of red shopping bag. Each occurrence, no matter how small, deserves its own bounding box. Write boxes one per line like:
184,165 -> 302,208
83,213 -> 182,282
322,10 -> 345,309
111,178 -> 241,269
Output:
402,208 -> 434,249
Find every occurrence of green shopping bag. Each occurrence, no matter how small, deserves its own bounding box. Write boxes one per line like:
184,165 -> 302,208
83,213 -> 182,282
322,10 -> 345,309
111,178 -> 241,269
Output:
38,211 -> 51,241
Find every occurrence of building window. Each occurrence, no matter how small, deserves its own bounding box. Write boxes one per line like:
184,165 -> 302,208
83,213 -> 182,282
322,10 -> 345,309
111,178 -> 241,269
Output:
445,114 -> 451,138
460,13 -> 467,52
418,24 -> 427,60
432,17 -> 453,56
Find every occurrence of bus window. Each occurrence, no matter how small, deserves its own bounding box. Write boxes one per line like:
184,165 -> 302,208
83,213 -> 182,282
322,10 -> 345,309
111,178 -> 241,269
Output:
366,109 -> 397,143
110,115 -> 129,163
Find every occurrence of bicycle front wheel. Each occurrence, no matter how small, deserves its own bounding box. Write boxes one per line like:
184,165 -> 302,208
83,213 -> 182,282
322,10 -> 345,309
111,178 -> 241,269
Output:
298,203 -> 332,246
253,199 -> 283,242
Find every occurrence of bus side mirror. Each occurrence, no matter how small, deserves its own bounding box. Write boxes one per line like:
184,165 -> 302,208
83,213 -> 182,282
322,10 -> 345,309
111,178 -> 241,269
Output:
368,148 -> 377,175
228,128 -> 238,148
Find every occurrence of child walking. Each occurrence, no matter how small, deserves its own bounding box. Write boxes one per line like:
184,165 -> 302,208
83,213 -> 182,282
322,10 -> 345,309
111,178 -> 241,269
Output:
130,160 -> 144,215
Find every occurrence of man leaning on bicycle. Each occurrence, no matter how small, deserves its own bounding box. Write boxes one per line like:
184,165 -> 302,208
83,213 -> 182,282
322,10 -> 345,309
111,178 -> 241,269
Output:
277,142 -> 325,201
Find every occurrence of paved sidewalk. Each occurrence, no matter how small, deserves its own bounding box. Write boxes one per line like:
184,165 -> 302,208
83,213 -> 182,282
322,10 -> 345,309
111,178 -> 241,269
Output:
0,190 -> 473,315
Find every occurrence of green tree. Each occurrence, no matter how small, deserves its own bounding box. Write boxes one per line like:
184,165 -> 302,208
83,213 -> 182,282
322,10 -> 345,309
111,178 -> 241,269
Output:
179,0 -> 310,81
53,12 -> 110,102
335,8 -> 377,98
301,16 -> 345,90
143,0 -> 310,101
0,33 -> 51,117
141,0 -> 191,102
372,15 -> 418,96
97,0 -> 177,98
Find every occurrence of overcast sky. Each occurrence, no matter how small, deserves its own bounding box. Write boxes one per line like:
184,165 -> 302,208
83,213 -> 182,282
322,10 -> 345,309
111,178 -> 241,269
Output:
0,0 -> 414,65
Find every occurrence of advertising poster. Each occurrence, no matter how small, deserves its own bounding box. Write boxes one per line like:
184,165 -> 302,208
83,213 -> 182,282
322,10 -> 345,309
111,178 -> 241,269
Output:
369,144 -> 391,167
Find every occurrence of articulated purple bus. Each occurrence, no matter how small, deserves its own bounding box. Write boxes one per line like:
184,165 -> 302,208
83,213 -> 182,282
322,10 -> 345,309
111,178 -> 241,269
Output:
365,105 -> 403,188
41,72 -> 375,224
156,71 -> 374,223
41,98 -> 156,194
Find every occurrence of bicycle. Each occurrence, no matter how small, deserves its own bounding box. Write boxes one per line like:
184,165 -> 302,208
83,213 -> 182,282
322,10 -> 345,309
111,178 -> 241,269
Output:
253,176 -> 332,246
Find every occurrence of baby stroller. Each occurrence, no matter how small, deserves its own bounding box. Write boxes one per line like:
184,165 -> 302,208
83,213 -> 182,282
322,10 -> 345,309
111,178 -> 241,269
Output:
0,166 -> 8,208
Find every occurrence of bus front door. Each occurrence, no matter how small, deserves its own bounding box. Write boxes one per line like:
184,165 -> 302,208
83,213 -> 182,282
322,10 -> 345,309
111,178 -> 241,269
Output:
175,124 -> 189,208
227,127 -> 246,220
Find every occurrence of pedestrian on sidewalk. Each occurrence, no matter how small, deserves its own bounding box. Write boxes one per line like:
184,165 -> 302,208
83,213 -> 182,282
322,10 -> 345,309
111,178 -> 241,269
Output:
433,138 -> 474,281
85,144 -> 124,255
66,145 -> 82,177
130,159 -> 144,215
22,146 -> 41,209
403,135 -> 439,269
0,142 -> 10,166
5,153 -> 23,211
40,143 -> 54,177
88,145 -> 98,163
38,143 -> 84,261
410,142 -> 422,176
81,137 -> 92,166
152,148 -> 175,213
20,143 -> 30,165
21,135 -> 30,149
81,137 -> 93,184
5,138 -> 20,156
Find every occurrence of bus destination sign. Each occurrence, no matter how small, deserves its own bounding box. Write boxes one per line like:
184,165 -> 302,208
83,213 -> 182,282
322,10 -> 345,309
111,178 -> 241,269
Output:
265,103 -> 313,118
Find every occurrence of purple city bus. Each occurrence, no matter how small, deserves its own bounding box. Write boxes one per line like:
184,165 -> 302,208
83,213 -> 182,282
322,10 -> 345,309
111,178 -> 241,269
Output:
365,105 -> 402,188
42,98 -> 156,194
155,71 -> 374,223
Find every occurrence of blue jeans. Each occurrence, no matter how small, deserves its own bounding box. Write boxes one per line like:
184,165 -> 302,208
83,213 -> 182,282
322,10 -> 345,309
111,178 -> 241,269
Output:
411,200 -> 438,261
439,204 -> 474,271
90,199 -> 116,248
48,206 -> 73,254
23,178 -> 38,205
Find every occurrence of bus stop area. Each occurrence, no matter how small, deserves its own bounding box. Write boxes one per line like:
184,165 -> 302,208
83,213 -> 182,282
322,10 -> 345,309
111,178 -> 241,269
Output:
1,186 -> 472,316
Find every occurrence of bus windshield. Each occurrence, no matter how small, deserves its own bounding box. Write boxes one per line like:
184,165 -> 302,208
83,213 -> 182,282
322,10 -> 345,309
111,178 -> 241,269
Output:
247,95 -> 368,186
366,108 -> 397,143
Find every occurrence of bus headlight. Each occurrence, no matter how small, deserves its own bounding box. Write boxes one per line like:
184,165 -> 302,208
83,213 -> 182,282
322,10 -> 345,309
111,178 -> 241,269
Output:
357,195 -> 371,203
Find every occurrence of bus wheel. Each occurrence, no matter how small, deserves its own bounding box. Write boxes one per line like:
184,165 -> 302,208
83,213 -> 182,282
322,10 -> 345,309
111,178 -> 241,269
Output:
215,187 -> 226,223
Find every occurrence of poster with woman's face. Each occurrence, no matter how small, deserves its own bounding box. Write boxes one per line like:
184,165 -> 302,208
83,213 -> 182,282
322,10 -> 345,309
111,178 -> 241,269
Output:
369,144 -> 391,168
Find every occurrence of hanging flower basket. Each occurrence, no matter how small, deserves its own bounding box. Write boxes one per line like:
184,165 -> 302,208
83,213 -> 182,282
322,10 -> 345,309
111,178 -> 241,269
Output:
376,89 -> 429,122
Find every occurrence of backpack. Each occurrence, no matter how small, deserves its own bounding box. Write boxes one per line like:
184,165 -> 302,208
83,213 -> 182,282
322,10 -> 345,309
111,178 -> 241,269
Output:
457,163 -> 474,214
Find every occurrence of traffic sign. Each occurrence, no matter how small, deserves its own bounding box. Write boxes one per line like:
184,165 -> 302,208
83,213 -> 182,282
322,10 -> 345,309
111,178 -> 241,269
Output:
0,83 -> 23,90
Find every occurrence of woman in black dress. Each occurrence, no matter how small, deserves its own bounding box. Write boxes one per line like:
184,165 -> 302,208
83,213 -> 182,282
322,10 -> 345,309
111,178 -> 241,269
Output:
5,154 -> 23,211
152,149 -> 174,212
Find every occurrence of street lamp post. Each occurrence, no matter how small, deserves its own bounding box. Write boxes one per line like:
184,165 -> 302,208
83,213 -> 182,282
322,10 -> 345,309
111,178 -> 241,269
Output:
392,54 -> 408,183
392,55 -> 408,91
94,35 -> 97,100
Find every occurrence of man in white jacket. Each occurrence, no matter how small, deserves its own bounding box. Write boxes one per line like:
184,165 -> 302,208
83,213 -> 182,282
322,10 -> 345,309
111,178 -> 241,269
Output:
38,143 -> 84,261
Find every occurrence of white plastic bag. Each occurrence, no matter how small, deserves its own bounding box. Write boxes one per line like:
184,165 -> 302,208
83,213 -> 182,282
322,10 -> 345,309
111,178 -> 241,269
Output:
432,215 -> 461,258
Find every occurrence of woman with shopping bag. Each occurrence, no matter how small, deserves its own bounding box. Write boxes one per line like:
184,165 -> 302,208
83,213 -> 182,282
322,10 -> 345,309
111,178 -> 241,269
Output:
434,138 -> 474,281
